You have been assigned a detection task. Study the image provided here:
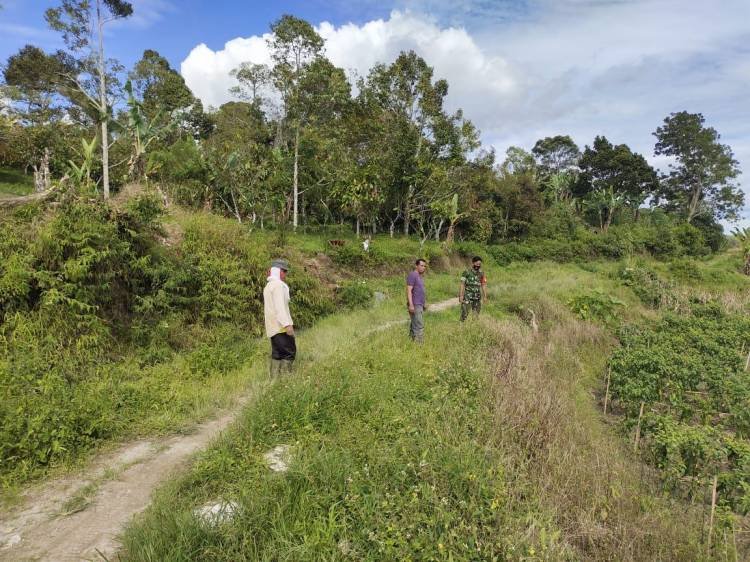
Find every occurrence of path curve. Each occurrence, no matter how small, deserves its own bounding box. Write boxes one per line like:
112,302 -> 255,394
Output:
0,298 -> 459,561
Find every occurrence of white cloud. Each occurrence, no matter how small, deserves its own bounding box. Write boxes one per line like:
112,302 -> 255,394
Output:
181,11 -> 518,117
180,1 -> 750,225
181,35 -> 273,111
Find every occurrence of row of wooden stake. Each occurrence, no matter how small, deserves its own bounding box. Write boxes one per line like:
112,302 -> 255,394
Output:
602,366 -> 727,558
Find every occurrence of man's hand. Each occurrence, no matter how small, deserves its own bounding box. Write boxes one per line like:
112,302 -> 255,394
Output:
285,325 -> 295,337
408,304 -> 415,314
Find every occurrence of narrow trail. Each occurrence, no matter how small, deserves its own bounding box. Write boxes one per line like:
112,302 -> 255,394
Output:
0,298 -> 459,562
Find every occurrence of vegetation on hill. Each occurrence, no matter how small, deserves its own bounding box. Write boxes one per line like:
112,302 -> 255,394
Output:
121,271 -> 744,560
1,2 -> 749,560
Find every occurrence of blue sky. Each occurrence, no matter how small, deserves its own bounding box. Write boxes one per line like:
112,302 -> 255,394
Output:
2,0 -> 749,227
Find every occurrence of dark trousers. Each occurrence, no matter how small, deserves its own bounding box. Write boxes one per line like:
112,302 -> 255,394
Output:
271,333 -> 297,360
460,299 -> 481,321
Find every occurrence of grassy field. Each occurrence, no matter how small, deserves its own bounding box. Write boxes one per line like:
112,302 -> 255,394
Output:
0,167 -> 34,196
119,262 -> 737,561
118,251 -> 749,560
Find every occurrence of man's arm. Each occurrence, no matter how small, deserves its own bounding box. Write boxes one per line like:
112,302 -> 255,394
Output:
406,284 -> 415,313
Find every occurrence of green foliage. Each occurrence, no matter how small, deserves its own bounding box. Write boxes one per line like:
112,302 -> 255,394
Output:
609,307 -> 750,512
147,139 -> 207,207
619,263 -> 676,308
567,289 -> 625,323
0,202 -> 338,484
488,217 -> 723,267
337,280 -> 374,309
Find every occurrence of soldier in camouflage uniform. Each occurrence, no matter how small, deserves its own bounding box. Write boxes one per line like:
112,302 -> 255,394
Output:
459,256 -> 487,321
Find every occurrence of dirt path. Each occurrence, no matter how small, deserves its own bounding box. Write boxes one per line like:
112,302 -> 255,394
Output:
0,298 -> 459,562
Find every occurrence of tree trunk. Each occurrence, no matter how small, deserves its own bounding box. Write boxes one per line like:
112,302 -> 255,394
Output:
446,221 -> 457,245
33,148 -> 51,193
389,220 -> 395,238
434,218 -> 444,241
97,0 -> 110,199
356,217 -> 360,238
403,189 -> 412,236
687,182 -> 702,223
743,253 -> 750,276
231,190 -> 242,223
604,208 -> 613,232
293,126 -> 299,229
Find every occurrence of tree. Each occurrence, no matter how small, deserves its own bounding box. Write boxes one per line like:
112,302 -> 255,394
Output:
204,101 -> 276,224
583,186 -> 626,232
576,136 -> 659,227
130,49 -> 194,121
1,45 -> 81,190
2,45 -> 73,125
500,146 -> 536,177
230,62 -> 271,107
46,0 -> 134,199
362,51 -> 477,235
532,135 -> 580,177
654,111 -> 743,223
267,14 -> 324,229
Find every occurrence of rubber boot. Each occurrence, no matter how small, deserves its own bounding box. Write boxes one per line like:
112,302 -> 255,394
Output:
269,358 -> 282,378
280,359 -> 295,375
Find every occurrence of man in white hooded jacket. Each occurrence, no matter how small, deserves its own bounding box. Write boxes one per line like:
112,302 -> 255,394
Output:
263,258 -> 295,376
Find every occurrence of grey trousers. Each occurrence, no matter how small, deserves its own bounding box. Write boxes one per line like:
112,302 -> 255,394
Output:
409,305 -> 424,343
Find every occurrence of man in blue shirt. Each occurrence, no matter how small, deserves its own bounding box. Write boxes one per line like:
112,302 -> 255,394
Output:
406,258 -> 427,343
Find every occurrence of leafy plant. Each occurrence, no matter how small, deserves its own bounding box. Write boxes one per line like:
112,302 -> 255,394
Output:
567,289 -> 625,322
337,280 -> 374,309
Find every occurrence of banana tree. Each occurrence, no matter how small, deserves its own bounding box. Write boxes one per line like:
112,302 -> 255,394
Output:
584,186 -> 626,232
122,80 -> 172,181
68,136 -> 99,192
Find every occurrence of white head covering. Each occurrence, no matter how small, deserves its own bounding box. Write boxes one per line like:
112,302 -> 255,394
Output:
267,266 -> 282,282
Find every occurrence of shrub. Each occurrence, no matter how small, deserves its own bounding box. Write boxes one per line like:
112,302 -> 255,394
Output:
337,280 -> 374,309
567,289 -> 625,323
619,263 -> 676,308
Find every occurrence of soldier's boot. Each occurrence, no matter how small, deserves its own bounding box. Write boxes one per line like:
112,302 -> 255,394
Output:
269,358 -> 283,378
280,359 -> 295,375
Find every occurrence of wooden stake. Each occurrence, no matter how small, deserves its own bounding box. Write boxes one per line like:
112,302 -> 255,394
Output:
603,366 -> 611,415
744,349 -> 750,371
633,402 -> 645,453
707,474 -> 718,557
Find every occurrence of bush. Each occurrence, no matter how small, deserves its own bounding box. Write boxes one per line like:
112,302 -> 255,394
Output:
0,202 -> 338,483
567,289 -> 625,323
619,263 -> 676,308
337,280 -> 374,309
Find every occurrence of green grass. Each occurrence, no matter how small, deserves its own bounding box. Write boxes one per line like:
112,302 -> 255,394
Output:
120,278 -> 714,561
0,167 -> 34,196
